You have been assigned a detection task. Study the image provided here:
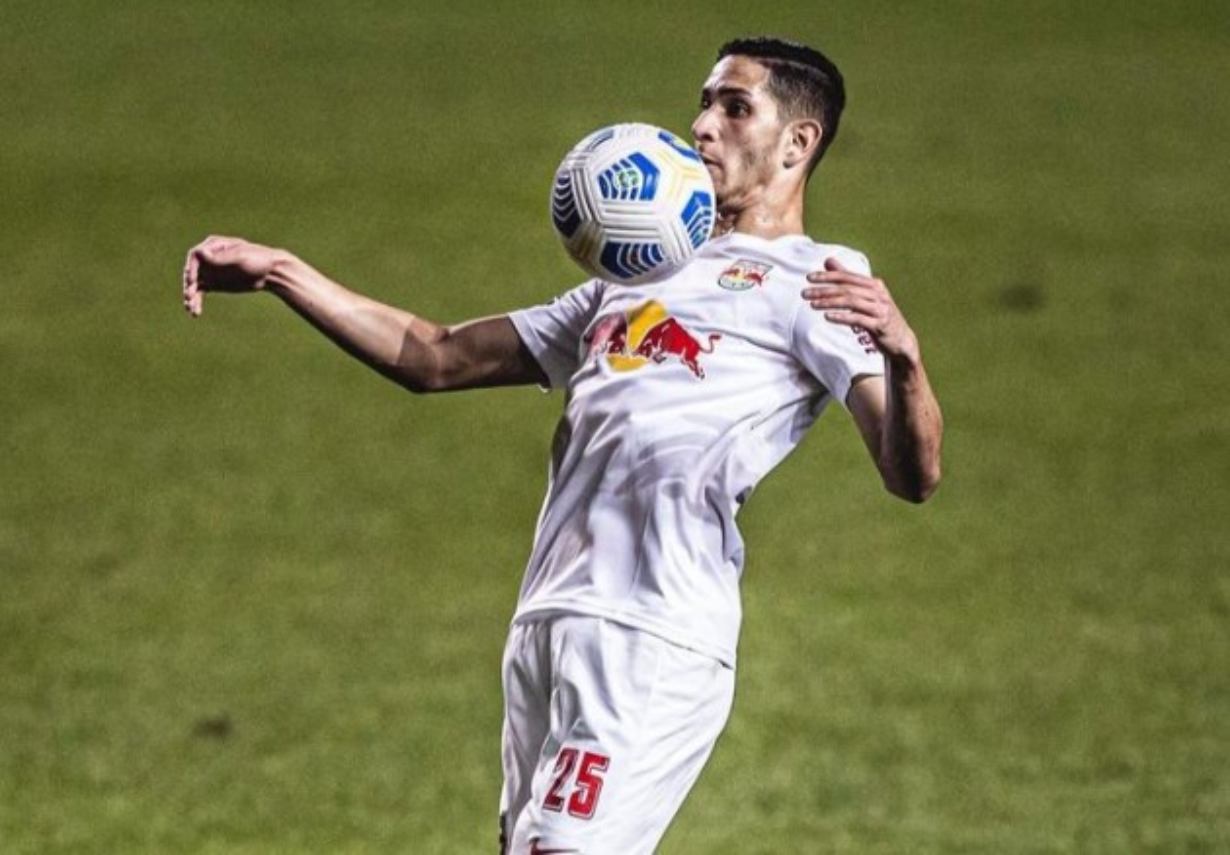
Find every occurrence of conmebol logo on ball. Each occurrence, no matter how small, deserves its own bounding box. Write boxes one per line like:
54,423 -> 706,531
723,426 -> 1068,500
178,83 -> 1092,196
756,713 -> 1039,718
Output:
550,123 -> 715,285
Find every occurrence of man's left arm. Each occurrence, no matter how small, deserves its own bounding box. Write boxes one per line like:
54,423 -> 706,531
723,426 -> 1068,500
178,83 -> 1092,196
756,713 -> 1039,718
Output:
802,258 -> 943,503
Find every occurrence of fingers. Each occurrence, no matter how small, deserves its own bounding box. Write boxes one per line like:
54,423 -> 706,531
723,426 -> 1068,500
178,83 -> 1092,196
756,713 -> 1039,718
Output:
806,269 -> 873,287
183,244 -> 203,317
803,259 -> 892,325
807,255 -> 854,281
806,256 -> 881,289
195,235 -> 239,265
800,273 -> 894,332
818,308 -> 877,329
181,235 -> 243,317
801,260 -> 917,358
807,294 -> 882,329
802,286 -> 879,313
810,292 -> 885,331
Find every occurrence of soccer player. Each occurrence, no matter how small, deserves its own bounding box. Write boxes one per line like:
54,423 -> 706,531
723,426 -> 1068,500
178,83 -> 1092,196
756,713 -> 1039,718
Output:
181,36 -> 942,853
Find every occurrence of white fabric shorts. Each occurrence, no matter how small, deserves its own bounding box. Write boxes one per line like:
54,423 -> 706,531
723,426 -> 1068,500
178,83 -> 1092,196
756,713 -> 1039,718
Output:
499,614 -> 735,854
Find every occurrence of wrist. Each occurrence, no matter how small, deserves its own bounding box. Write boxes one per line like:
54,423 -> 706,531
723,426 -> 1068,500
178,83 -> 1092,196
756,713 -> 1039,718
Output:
884,333 -> 922,372
261,250 -> 301,294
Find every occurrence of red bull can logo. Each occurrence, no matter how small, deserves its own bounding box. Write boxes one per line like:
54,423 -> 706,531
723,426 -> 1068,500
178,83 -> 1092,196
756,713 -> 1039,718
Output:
717,259 -> 773,291
585,300 -> 720,379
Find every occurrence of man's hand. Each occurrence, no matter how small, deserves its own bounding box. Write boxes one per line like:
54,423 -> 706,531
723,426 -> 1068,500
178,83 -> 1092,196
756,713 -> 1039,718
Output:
801,257 -> 919,363
182,235 -> 288,317
800,256 -> 942,502
178,235 -> 543,392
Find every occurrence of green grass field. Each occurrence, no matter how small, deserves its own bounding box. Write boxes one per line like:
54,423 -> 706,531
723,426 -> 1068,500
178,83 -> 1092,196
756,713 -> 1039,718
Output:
2,1 -> 1228,851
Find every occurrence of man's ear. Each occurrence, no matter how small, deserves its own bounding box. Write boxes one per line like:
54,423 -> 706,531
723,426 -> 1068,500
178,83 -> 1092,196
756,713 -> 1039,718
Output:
783,118 -> 823,169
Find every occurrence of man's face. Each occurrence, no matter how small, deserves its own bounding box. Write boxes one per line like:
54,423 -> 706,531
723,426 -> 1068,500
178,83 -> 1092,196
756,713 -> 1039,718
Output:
691,56 -> 788,207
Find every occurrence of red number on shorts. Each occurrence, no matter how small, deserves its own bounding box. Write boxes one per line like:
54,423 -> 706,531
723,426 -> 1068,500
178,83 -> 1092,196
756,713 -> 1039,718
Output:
568,751 -> 609,819
542,747 -> 609,820
543,747 -> 579,813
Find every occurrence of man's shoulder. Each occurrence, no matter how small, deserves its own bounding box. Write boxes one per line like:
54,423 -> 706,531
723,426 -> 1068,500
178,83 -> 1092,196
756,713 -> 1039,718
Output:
787,237 -> 871,275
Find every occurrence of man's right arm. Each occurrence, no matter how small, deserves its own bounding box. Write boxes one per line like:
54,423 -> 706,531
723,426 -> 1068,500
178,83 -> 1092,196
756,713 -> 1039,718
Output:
182,235 -> 547,393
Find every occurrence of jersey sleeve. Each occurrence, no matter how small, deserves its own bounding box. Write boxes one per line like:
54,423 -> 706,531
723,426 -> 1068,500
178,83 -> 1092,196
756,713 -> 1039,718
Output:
789,248 -> 886,409
508,279 -> 605,390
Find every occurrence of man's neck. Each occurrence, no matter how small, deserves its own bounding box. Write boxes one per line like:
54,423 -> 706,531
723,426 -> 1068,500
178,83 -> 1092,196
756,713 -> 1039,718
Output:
714,185 -> 807,240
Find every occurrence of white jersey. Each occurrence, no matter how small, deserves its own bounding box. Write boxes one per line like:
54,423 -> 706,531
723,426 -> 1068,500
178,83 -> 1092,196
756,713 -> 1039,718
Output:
508,232 -> 885,666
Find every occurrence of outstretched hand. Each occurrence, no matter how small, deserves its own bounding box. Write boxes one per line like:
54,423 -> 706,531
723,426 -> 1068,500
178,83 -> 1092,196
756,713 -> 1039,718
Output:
801,257 -> 919,362
182,235 -> 286,317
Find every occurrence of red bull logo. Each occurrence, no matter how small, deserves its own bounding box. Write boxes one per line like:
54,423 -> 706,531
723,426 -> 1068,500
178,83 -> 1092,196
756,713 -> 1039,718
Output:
717,259 -> 773,291
585,300 -> 720,379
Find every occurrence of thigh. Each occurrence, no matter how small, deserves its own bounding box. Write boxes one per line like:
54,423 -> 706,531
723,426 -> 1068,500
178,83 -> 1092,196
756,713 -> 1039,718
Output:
500,620 -> 554,853
509,617 -> 734,854
601,639 -> 734,851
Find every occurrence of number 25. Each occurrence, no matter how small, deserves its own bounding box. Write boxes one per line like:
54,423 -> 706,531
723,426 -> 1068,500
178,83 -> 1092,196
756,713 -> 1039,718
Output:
543,747 -> 610,820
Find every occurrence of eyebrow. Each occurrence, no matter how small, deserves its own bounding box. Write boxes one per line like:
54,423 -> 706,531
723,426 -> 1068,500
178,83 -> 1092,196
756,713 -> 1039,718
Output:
700,85 -> 754,99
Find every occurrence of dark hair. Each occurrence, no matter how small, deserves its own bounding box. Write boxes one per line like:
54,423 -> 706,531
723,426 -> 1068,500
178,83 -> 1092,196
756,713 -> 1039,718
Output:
717,36 -> 846,173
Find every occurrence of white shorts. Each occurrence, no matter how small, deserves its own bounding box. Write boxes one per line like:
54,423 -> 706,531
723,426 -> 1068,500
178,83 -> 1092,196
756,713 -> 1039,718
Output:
499,614 -> 735,854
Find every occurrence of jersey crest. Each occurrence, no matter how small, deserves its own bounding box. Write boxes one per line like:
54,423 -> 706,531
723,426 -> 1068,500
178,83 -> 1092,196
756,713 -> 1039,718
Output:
585,300 -> 720,379
717,259 -> 772,291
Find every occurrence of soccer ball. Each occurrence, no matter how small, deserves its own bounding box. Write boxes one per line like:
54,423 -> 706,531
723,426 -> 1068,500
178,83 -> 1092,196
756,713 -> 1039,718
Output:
550,123 -> 715,285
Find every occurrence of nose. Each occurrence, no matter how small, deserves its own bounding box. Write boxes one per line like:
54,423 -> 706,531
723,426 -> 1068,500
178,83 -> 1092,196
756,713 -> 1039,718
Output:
692,107 -> 717,145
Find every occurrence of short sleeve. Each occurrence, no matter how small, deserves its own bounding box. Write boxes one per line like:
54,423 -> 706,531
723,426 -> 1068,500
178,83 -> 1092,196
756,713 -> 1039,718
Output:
790,248 -> 886,409
508,279 -> 605,390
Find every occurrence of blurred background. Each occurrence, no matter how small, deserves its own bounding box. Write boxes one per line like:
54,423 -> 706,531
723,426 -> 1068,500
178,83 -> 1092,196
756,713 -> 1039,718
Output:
1,1 -> 1227,851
